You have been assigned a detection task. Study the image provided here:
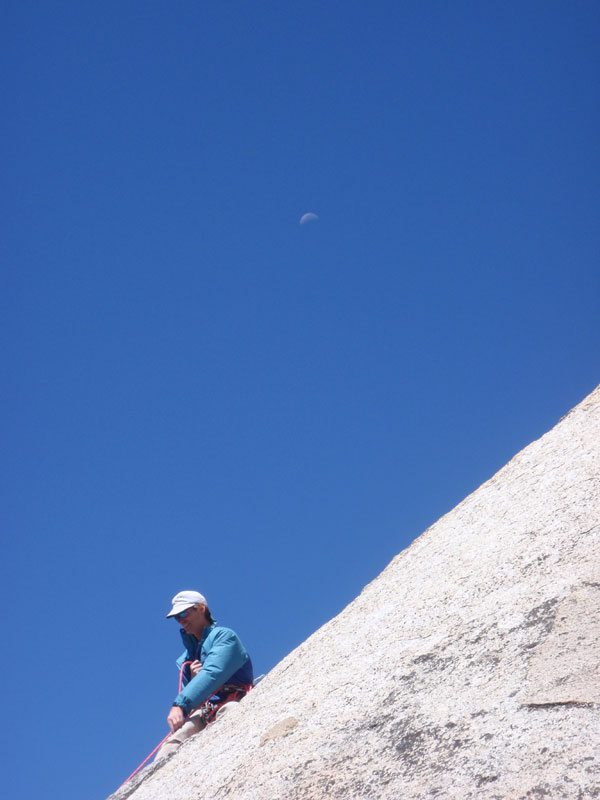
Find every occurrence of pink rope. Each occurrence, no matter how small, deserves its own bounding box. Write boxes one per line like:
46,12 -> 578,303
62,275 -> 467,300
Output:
178,660 -> 192,692
118,731 -> 173,787
117,661 -> 192,789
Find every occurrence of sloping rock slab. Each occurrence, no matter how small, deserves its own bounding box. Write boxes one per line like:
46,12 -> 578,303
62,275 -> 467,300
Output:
109,385 -> 600,800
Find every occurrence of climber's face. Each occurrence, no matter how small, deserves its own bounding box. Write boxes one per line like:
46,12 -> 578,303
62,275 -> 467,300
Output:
176,603 -> 207,637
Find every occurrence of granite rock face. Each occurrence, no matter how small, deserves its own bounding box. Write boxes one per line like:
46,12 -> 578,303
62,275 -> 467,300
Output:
110,386 -> 600,800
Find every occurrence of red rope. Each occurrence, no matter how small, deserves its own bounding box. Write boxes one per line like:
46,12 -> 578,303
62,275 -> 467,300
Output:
118,731 -> 173,787
178,660 -> 192,693
117,661 -> 192,789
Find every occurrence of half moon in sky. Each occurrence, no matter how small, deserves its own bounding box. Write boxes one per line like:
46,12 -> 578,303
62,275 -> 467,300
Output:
299,212 -> 319,225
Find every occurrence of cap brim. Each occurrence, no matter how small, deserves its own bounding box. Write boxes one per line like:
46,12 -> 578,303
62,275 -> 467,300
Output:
166,603 -> 195,618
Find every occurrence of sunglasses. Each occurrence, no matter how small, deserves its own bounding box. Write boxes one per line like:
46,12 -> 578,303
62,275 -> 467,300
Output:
174,608 -> 192,621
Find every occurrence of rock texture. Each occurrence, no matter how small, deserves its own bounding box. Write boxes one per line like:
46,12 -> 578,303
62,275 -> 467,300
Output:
111,386 -> 600,800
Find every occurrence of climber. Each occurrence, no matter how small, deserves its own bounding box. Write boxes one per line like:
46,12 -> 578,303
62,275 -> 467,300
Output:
157,590 -> 253,759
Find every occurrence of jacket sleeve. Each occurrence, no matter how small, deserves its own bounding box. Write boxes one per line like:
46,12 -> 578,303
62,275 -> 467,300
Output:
173,628 -> 248,714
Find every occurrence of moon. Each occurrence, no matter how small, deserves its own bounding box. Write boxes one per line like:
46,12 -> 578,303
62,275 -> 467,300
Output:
299,212 -> 319,225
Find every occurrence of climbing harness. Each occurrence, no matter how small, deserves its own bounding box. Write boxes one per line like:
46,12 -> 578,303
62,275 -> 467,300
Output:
193,682 -> 253,725
117,661 -> 253,790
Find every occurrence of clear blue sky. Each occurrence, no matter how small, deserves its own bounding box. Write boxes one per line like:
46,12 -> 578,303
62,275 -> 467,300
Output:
2,3 -> 598,798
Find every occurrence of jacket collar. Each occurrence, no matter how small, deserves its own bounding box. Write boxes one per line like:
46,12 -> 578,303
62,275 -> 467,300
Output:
179,624 -> 215,657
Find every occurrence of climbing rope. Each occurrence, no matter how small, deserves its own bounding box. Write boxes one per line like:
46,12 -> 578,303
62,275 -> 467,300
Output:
117,661 -> 192,788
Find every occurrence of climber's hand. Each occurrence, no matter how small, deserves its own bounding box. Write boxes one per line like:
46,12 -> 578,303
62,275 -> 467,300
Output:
167,706 -> 185,732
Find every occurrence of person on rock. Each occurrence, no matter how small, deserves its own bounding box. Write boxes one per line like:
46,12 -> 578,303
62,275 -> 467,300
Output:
157,590 -> 253,759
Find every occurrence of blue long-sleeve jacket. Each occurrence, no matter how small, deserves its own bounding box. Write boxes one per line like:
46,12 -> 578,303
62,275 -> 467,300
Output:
173,625 -> 253,714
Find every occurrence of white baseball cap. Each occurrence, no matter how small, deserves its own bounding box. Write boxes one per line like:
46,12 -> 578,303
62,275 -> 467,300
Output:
166,590 -> 207,618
